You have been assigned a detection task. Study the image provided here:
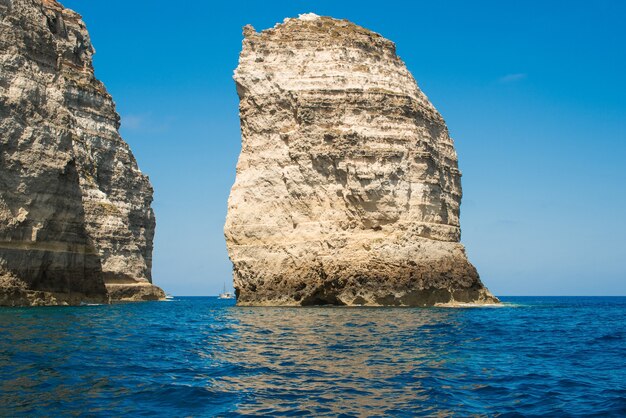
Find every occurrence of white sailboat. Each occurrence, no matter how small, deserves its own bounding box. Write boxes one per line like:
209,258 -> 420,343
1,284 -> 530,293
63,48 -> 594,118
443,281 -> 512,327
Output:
218,283 -> 235,299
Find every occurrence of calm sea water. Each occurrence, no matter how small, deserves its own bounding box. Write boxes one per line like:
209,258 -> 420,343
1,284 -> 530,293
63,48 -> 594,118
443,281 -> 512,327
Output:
0,297 -> 625,417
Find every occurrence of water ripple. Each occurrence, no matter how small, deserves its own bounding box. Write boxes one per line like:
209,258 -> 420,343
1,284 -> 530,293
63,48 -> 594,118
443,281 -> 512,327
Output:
0,297 -> 625,416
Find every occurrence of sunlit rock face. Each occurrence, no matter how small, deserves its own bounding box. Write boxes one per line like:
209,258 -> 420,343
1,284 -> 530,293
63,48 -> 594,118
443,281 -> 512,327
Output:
225,14 -> 498,306
225,15 -> 498,306
0,0 -> 164,305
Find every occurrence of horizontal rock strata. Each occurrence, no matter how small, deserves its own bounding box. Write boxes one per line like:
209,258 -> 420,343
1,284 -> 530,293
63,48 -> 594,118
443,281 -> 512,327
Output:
0,0 -> 164,305
225,14 -> 498,306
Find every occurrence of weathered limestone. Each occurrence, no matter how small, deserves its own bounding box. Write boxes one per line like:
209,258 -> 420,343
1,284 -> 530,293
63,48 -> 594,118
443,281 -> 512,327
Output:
225,14 -> 498,306
0,0 -> 164,305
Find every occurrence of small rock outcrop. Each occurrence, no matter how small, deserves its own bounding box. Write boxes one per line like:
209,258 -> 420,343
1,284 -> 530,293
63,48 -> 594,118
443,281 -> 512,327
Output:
225,14 -> 498,306
0,0 -> 164,305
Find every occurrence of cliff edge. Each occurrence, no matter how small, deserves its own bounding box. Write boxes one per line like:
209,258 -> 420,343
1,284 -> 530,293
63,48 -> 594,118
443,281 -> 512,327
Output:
0,0 -> 164,305
225,14 -> 498,306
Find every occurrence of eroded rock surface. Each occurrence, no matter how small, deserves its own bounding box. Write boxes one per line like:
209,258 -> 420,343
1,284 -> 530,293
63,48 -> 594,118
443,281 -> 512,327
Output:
0,0 -> 164,305
225,14 -> 498,306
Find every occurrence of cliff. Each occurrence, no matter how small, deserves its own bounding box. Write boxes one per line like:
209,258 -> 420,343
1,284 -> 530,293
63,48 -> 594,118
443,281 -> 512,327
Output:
0,0 -> 164,305
225,14 -> 498,306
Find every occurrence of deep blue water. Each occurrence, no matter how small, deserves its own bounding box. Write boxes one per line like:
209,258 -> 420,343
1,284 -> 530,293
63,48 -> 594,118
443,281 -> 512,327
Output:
0,297 -> 625,417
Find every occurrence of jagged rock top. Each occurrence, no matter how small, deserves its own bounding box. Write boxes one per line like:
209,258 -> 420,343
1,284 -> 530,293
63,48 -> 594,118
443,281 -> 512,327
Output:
236,14 -> 440,119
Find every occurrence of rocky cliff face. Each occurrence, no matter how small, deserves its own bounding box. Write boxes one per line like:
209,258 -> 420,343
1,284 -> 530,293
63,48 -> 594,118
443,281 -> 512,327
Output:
225,14 -> 498,306
0,0 -> 164,305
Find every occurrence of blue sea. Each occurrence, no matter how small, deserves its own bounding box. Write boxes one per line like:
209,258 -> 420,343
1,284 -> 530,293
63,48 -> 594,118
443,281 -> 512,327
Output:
0,297 -> 625,417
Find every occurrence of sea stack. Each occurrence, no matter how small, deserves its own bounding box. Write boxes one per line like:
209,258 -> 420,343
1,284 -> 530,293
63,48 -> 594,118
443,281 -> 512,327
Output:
0,0 -> 164,305
225,14 -> 498,306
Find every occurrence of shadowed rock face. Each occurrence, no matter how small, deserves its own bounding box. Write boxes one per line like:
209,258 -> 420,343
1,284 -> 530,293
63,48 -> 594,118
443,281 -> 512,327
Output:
225,14 -> 498,306
0,0 -> 164,305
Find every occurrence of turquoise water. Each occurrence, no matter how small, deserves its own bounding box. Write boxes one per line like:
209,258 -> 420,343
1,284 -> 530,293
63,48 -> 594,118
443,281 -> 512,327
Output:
0,297 -> 625,416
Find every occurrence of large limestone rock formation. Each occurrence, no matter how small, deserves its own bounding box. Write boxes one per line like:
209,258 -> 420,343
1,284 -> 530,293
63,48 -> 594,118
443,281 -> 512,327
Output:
225,14 -> 498,306
0,0 -> 164,305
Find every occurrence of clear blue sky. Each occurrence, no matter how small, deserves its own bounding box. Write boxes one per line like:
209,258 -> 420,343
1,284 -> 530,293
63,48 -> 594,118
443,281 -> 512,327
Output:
62,0 -> 626,296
